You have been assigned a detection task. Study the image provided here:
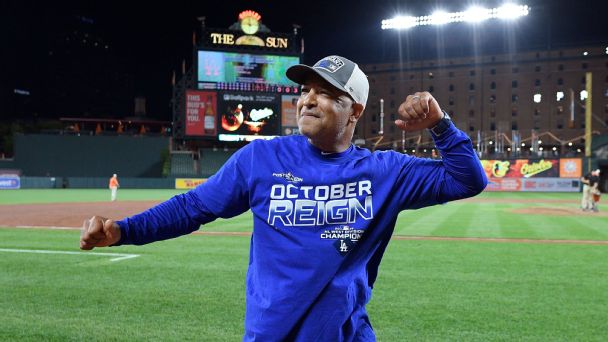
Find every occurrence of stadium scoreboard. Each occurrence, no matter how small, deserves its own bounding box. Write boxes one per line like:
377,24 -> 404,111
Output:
177,10 -> 301,142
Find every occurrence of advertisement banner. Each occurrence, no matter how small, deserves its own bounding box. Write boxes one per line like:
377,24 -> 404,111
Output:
175,178 -> 208,190
185,90 -> 217,137
218,92 -> 280,141
281,94 -> 299,135
486,177 -> 580,192
0,175 -> 20,189
520,178 -> 580,192
559,158 -> 583,178
481,159 -> 559,178
485,178 -> 523,191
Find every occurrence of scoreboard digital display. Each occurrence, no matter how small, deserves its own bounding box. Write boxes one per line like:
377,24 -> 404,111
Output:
197,51 -> 300,93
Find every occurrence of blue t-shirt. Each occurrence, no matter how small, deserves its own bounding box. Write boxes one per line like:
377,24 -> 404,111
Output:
116,123 -> 487,341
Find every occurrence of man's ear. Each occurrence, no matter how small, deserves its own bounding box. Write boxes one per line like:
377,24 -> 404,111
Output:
350,103 -> 364,123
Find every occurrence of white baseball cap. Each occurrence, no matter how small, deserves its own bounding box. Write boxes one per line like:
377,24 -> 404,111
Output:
286,55 -> 369,108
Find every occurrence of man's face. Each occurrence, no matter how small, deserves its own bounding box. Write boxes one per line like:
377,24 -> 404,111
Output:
296,76 -> 358,142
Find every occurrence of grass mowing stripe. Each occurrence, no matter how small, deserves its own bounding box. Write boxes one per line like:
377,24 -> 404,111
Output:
496,204 -> 541,240
394,202 -> 463,236
530,214 -> 604,241
394,208 -> 435,236
429,202 -> 474,237
466,201 -> 503,238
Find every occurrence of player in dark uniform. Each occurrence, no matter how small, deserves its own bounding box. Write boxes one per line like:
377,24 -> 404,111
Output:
81,55 -> 487,341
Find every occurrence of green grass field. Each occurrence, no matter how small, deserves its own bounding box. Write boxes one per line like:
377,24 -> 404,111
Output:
1,189 -> 607,341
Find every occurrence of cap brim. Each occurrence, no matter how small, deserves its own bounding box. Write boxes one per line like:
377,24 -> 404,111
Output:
286,65 -> 351,98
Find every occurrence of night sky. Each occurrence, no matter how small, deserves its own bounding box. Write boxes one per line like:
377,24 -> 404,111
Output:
4,0 -> 608,121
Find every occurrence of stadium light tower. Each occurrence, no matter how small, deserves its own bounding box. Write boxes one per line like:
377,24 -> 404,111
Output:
379,3 -> 530,156
381,3 -> 529,30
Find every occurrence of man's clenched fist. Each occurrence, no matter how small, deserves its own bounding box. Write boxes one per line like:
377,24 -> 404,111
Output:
80,216 -> 121,250
395,91 -> 444,132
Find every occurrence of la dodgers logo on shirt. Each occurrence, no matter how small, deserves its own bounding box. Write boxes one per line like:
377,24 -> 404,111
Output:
321,225 -> 365,256
314,56 -> 345,73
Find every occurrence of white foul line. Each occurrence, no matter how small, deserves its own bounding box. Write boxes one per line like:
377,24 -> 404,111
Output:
0,248 -> 140,262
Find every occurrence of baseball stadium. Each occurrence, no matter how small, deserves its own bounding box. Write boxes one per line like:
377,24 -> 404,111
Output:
2,2 -> 608,341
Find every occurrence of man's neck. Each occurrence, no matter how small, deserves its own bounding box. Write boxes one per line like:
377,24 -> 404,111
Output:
307,137 -> 351,154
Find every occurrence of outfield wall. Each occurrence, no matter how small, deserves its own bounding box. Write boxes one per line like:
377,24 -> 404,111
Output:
0,159 -> 16,169
481,158 -> 583,192
14,134 -> 169,177
19,176 -> 176,189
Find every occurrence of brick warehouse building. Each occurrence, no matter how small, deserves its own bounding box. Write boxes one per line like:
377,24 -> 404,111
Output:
358,45 -> 608,156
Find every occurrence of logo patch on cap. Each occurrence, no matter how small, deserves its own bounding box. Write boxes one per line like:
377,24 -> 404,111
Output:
314,56 -> 345,73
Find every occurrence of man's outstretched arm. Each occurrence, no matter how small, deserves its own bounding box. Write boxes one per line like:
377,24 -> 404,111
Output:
80,145 -> 252,250
80,191 -> 218,249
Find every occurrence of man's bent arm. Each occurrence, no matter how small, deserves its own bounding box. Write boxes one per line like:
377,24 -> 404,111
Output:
397,121 -> 487,209
432,121 -> 488,201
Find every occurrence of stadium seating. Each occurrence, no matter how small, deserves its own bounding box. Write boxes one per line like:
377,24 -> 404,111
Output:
199,148 -> 236,177
170,152 -> 197,176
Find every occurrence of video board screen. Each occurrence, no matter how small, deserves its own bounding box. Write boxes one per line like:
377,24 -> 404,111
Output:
197,51 -> 300,93
217,92 -> 281,141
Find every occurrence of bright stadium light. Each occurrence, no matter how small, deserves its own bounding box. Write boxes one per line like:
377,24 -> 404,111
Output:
495,3 -> 530,19
430,10 -> 451,25
580,90 -> 588,101
556,91 -> 564,101
381,16 -> 416,29
464,6 -> 491,22
533,93 -> 541,103
381,3 -> 529,30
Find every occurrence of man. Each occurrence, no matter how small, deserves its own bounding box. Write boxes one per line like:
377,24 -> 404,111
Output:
109,174 -> 119,201
581,169 -> 601,212
81,55 -> 487,341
